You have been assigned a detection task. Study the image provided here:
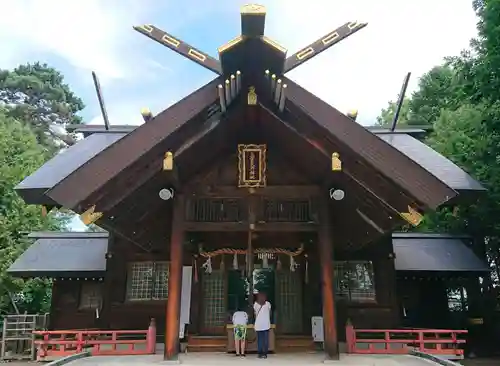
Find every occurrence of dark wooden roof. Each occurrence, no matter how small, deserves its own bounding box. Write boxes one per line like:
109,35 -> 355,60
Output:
16,133 -> 125,205
16,125 -> 482,207
393,233 -> 489,272
8,232 -> 488,276
7,232 -> 108,278
378,134 -> 485,192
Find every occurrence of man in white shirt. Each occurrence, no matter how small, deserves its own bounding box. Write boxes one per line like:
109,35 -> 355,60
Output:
253,292 -> 271,359
232,307 -> 249,357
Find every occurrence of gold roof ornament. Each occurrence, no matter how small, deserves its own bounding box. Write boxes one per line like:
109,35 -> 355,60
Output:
80,205 -> 103,226
248,86 -> 257,105
347,109 -> 358,121
141,108 -> 153,123
400,206 -> 423,226
241,4 -> 266,15
331,152 -> 342,171
163,151 -> 174,171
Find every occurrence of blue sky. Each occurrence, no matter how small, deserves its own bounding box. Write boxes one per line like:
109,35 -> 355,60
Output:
0,0 -> 478,231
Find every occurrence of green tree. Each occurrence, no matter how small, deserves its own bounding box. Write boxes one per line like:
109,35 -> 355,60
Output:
0,108 -> 66,316
0,62 -> 85,153
409,65 -> 461,125
375,97 -> 411,127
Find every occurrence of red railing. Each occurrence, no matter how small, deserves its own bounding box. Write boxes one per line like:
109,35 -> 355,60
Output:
345,325 -> 467,359
33,319 -> 156,361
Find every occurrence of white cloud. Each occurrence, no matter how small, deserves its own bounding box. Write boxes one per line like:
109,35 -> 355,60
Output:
0,0 -> 155,83
264,0 -> 478,124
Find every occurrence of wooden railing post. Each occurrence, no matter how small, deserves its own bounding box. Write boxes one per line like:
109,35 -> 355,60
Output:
345,322 -> 355,353
147,318 -> 157,354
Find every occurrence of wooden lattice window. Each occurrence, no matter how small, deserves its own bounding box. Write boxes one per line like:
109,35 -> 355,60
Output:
79,282 -> 103,310
334,261 -> 376,303
262,199 -> 315,222
202,271 -> 226,330
126,261 -> 169,301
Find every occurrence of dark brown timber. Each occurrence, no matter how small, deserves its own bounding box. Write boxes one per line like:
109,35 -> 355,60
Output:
134,25 -> 222,74
164,194 -> 185,360
318,201 -> 339,359
282,77 -> 457,209
47,78 -> 221,210
284,21 -> 367,73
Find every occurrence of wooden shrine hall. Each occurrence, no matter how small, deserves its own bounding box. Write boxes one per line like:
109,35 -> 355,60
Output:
10,4 -> 488,361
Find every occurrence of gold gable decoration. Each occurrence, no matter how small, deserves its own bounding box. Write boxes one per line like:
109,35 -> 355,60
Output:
400,205 -> 423,226
248,86 -> 257,105
331,152 -> 342,171
80,205 -> 103,225
163,151 -> 174,171
237,144 -> 267,188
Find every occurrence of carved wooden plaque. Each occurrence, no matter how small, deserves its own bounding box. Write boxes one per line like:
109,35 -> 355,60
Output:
237,144 -> 267,188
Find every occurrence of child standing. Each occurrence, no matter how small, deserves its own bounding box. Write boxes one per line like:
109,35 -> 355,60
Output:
232,307 -> 249,357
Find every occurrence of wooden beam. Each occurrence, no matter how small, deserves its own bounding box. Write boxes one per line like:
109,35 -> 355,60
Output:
259,104 -> 410,224
164,195 -> 185,361
282,77 -> 458,209
318,201 -> 339,360
94,117 -> 224,214
284,21 -> 367,73
188,185 -> 320,197
183,222 -> 318,232
134,24 -> 222,75
47,77 -> 221,211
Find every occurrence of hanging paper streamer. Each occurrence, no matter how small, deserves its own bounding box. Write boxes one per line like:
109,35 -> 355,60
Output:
277,256 -> 282,271
193,257 -> 199,283
233,253 -> 239,270
289,255 -> 296,272
304,254 -> 309,284
220,256 -> 225,271
202,257 -> 212,274
262,254 -> 269,269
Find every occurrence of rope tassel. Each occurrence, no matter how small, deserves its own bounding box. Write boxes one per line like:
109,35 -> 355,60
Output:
305,254 -> 309,284
233,253 -> 238,270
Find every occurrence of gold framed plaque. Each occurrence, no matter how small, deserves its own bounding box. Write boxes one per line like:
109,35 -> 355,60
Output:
237,144 -> 267,188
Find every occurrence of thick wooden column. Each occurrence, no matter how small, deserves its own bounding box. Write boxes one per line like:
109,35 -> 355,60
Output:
164,194 -> 185,361
318,201 -> 339,360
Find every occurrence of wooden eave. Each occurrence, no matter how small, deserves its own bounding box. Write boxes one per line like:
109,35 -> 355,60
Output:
281,77 -> 458,210
46,77 -> 222,212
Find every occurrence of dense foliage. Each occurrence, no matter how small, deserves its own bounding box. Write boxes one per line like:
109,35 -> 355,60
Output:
376,0 -> 500,283
0,63 -> 83,318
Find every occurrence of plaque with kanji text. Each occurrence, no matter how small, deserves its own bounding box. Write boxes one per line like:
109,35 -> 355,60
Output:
237,144 -> 267,188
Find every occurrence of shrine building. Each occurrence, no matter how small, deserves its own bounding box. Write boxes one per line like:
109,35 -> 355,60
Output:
8,4 -> 488,361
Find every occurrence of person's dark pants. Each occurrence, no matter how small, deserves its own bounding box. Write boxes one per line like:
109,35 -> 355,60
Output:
256,330 -> 269,356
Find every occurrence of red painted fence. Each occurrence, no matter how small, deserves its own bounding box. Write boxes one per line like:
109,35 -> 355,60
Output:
345,325 -> 467,359
33,319 -> 156,361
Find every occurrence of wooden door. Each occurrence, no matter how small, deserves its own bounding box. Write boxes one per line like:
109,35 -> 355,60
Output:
200,270 -> 227,334
276,269 -> 303,334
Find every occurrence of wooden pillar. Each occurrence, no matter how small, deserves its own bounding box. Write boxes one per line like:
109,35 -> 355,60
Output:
164,194 -> 185,361
318,202 -> 339,360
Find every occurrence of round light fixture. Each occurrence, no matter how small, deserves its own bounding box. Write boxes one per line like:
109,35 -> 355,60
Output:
159,188 -> 174,201
330,189 -> 345,201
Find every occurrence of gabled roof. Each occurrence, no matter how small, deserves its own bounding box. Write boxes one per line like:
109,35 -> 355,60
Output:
8,232 -> 108,277
16,133 -> 125,205
16,125 -> 483,206
8,231 -> 488,277
393,232 -> 489,272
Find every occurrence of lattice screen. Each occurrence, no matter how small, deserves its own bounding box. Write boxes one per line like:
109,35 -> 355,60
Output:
126,261 -> 169,301
276,269 -> 303,334
201,270 -> 226,331
79,282 -> 103,309
334,261 -> 376,302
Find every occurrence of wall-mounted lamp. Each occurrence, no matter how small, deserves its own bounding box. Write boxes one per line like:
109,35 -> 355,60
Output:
159,188 -> 174,201
329,188 -> 345,201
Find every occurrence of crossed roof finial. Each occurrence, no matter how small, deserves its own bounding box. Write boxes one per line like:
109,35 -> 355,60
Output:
133,4 -> 367,76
